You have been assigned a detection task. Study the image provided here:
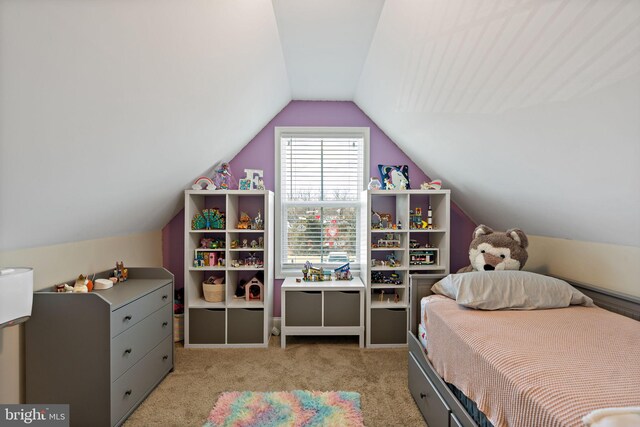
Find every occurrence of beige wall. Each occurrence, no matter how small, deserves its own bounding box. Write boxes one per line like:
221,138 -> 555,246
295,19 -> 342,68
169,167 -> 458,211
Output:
0,230 -> 162,404
526,235 -> 640,298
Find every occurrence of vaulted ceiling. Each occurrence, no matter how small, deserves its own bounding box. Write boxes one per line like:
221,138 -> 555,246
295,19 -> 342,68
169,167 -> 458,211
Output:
1,0 -> 638,251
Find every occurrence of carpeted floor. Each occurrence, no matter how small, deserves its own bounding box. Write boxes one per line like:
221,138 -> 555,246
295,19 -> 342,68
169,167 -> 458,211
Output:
124,336 -> 426,426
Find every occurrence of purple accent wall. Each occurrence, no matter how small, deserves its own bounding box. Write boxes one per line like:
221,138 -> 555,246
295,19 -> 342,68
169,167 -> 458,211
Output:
162,101 -> 476,315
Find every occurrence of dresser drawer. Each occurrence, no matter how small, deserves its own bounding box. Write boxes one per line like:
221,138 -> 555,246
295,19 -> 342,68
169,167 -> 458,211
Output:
111,304 -> 172,381
408,353 -> 450,427
111,335 -> 173,424
111,283 -> 171,337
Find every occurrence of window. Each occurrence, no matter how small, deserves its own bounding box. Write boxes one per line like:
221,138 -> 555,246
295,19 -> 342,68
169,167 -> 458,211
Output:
275,127 -> 369,277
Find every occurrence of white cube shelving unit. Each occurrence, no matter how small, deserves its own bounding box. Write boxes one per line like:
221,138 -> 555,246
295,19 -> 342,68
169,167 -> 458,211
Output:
184,190 -> 274,348
365,189 -> 451,348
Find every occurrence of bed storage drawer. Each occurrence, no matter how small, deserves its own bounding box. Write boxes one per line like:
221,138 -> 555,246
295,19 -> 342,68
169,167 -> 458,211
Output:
451,413 -> 464,427
409,352 -> 450,427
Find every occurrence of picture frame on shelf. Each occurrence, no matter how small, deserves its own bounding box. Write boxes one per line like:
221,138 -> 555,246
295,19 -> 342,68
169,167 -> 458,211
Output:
378,164 -> 410,190
243,169 -> 264,190
239,178 -> 252,191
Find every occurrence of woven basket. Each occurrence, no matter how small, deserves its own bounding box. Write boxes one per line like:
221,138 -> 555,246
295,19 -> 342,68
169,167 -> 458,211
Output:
203,282 -> 224,302
173,314 -> 184,342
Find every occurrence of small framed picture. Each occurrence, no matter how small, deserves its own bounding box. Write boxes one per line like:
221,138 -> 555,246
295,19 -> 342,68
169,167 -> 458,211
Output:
239,178 -> 252,191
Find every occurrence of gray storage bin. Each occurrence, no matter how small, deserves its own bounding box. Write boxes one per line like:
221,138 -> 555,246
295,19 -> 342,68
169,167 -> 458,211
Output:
324,291 -> 360,326
228,308 -> 264,344
285,291 -> 321,326
371,308 -> 407,344
189,308 -> 225,344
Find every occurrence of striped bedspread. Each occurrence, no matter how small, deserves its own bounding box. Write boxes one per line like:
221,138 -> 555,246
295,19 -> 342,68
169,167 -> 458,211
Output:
421,295 -> 640,427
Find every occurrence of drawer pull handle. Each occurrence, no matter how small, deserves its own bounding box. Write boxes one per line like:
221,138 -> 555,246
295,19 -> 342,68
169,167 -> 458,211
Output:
420,392 -> 427,399
162,321 -> 168,327
124,315 -> 132,321
162,295 -> 168,300
162,355 -> 169,361
124,389 -> 132,397
124,348 -> 132,355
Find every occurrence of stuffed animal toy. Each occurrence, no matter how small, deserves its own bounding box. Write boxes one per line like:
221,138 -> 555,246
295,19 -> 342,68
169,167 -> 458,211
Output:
458,225 -> 529,273
64,274 -> 89,292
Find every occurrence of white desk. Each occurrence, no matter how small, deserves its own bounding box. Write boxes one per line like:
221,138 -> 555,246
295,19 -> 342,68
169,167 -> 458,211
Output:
281,277 -> 365,348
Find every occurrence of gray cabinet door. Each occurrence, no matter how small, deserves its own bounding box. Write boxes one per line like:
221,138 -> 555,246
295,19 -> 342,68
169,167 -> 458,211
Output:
286,291 -> 321,326
228,308 -> 264,344
324,291 -> 360,326
189,309 -> 225,344
371,308 -> 407,344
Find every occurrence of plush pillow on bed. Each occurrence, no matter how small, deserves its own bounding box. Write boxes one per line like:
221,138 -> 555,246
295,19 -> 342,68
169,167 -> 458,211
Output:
431,271 -> 594,310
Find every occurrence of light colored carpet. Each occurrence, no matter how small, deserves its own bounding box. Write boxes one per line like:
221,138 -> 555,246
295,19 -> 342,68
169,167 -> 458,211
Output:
124,336 -> 426,426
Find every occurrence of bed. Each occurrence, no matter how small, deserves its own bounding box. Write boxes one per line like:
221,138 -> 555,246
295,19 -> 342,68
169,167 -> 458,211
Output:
407,273 -> 640,427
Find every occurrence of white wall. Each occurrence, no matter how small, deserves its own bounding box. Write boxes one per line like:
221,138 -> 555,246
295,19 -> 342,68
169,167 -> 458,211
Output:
356,0 -> 640,248
0,230 -> 162,403
527,235 -> 640,298
0,0 -> 290,251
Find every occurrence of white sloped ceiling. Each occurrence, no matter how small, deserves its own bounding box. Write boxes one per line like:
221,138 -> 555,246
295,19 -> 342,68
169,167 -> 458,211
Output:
2,0 -> 638,251
272,0 -> 385,100
0,0 -> 290,250
355,0 -> 640,247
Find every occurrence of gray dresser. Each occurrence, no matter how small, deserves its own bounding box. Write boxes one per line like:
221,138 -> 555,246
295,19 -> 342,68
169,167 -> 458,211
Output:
25,267 -> 174,427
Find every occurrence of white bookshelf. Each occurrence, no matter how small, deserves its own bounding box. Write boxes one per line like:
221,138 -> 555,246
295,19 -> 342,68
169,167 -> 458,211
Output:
184,190 -> 274,348
365,189 -> 450,347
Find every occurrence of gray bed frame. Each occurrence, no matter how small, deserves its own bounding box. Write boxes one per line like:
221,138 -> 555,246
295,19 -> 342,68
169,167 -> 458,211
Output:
407,274 -> 640,427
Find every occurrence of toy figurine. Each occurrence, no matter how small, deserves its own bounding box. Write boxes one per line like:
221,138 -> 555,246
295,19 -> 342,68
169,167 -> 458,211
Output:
258,237 -> 264,248
231,240 -> 239,249
242,239 -> 248,248
64,274 -> 89,293
250,240 -> 258,248
420,180 -> 442,190
368,177 -> 382,190
237,212 -> 251,229
334,263 -> 353,280
254,211 -> 263,230
115,262 -> 128,282
213,162 -> 234,190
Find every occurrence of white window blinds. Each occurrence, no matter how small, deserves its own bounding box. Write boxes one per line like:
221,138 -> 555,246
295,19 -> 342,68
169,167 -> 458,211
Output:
279,132 -> 365,269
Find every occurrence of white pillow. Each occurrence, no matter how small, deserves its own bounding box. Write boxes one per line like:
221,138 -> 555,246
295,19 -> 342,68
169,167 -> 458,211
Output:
431,271 -> 594,310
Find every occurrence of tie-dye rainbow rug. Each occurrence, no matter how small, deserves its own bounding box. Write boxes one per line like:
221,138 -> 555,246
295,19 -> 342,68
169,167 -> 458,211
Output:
203,390 -> 364,427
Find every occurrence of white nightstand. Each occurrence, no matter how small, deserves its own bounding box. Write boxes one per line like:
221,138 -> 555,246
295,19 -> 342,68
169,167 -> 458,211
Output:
281,277 -> 365,348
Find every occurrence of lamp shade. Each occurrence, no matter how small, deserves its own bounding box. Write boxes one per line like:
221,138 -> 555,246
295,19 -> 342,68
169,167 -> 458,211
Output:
0,267 -> 33,328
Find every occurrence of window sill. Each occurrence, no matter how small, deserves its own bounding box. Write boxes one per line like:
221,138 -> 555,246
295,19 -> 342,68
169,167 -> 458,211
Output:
277,267 -> 362,281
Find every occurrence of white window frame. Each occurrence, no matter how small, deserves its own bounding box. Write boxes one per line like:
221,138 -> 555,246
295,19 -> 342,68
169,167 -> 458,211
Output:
275,126 -> 370,278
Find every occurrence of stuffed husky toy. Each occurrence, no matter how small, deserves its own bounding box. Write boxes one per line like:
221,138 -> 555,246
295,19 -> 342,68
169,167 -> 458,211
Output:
458,225 -> 529,273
